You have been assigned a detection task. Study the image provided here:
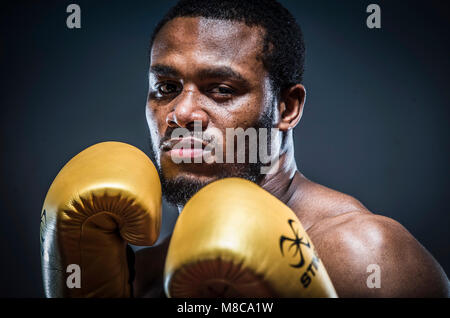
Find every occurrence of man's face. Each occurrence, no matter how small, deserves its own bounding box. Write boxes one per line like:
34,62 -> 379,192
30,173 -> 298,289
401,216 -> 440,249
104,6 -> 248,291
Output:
146,17 -> 277,205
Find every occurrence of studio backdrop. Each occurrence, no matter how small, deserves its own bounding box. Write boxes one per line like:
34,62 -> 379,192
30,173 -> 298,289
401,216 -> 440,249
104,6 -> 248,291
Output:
0,0 -> 448,297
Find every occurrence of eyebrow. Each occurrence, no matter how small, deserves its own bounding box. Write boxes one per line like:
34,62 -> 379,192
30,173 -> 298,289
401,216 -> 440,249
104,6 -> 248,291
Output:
150,64 -> 181,78
197,67 -> 246,82
150,64 -> 249,84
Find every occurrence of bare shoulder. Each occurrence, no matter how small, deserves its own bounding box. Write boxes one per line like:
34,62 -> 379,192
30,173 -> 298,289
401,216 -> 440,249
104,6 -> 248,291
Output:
307,212 -> 450,297
294,176 -> 371,227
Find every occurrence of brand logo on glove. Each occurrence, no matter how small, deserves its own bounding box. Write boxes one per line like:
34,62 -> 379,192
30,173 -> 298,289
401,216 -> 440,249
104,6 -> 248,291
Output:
279,219 -> 323,288
279,219 -> 311,268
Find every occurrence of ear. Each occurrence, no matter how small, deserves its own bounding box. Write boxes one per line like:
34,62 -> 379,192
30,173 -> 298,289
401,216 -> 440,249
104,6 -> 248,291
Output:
277,84 -> 306,131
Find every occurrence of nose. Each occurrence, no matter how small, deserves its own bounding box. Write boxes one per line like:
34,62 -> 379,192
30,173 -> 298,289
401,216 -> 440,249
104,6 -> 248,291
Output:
166,87 -> 209,131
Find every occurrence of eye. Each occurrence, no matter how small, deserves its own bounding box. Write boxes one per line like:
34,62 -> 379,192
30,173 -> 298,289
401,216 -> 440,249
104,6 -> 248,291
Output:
209,85 -> 235,96
157,83 -> 179,95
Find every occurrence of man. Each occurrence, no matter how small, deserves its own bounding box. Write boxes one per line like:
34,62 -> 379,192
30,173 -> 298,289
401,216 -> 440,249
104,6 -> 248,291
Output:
129,0 -> 450,297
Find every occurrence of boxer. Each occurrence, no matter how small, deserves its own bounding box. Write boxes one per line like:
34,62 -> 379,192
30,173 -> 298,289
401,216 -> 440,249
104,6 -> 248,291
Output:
136,0 -> 449,297
41,0 -> 449,298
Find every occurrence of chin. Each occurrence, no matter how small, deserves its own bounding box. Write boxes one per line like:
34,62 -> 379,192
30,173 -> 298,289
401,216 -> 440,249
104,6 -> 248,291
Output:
160,155 -> 225,180
159,170 -> 221,207
165,169 -> 222,185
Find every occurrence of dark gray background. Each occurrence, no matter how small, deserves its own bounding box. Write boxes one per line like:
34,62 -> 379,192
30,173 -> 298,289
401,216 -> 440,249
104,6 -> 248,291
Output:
1,0 -> 449,297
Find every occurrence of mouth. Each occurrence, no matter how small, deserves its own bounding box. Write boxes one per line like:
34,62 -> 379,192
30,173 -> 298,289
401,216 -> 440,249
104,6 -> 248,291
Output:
161,137 -> 212,160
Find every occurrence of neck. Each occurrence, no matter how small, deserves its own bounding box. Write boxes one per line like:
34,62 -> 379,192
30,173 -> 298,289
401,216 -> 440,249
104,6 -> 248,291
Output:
259,142 -> 301,209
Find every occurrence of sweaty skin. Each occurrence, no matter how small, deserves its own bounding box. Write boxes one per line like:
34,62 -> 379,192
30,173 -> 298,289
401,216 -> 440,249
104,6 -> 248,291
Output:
134,17 -> 450,297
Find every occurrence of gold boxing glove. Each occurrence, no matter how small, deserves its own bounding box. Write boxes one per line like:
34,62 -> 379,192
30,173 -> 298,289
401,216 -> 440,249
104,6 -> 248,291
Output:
164,178 -> 337,298
40,142 -> 162,297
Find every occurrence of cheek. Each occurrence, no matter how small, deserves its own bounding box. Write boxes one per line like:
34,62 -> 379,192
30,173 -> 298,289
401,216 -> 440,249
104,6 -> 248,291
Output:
146,105 -> 165,147
146,103 -> 168,133
209,97 -> 266,156
214,95 -> 266,130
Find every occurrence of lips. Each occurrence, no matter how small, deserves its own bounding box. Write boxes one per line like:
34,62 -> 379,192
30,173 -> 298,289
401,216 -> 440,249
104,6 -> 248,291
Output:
169,148 -> 205,159
162,137 -> 211,160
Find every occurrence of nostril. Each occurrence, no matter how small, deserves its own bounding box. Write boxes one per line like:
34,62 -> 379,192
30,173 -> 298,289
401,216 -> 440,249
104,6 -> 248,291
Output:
166,114 -> 178,127
185,122 -> 196,131
186,119 -> 207,132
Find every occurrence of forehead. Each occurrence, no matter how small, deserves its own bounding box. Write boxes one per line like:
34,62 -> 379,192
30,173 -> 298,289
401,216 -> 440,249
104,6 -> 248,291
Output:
151,17 -> 266,77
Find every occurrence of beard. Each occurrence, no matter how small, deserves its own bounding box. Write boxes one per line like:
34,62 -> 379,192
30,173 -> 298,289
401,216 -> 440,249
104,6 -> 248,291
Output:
148,108 -> 275,207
